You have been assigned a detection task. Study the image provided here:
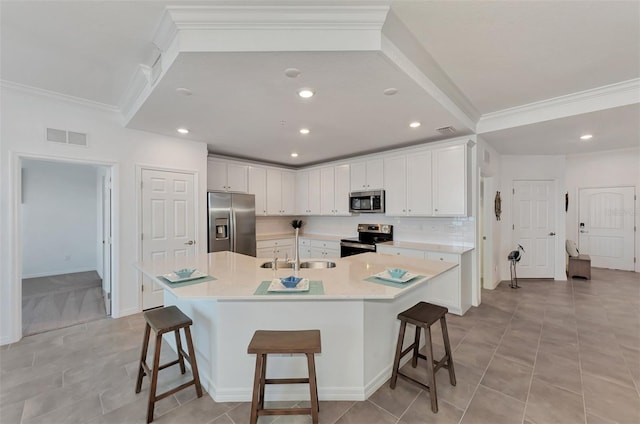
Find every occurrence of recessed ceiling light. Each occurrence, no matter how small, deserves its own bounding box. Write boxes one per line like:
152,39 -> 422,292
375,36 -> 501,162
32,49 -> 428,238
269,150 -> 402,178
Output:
299,128 -> 310,135
409,122 -> 421,128
383,88 -> 398,96
285,68 -> 301,78
580,134 -> 593,140
298,89 -> 315,98
175,87 -> 193,96
290,152 -> 299,158
177,128 -> 189,134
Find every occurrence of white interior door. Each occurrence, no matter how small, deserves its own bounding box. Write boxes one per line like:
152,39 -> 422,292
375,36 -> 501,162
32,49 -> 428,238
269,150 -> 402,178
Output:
578,187 -> 635,271
512,180 -> 555,278
141,169 -> 196,310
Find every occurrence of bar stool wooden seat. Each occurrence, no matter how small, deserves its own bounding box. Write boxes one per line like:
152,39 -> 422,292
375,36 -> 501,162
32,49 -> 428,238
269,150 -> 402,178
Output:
135,306 -> 203,423
390,301 -> 456,413
247,330 -> 321,424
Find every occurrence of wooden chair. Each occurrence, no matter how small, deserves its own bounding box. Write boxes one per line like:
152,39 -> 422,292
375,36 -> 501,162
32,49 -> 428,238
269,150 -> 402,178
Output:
135,306 -> 203,423
390,301 -> 456,413
247,330 -> 321,424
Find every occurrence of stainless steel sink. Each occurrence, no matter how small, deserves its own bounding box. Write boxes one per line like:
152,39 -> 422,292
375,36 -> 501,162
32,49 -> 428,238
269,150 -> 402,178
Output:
259,260 -> 336,269
300,261 -> 336,269
259,261 -> 294,269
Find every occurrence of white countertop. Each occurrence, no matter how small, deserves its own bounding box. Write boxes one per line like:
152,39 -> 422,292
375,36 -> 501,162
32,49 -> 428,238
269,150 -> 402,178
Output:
377,240 -> 474,254
135,251 -> 457,300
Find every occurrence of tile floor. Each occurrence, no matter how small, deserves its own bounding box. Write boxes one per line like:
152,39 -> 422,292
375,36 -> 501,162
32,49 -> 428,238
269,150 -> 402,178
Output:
1,267 -> 639,423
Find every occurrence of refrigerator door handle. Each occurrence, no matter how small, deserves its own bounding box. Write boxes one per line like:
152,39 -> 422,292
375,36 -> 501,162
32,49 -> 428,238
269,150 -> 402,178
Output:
231,210 -> 236,252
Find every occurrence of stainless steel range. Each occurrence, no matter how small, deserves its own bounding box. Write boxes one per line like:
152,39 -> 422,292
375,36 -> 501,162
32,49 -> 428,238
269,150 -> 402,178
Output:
340,224 -> 393,257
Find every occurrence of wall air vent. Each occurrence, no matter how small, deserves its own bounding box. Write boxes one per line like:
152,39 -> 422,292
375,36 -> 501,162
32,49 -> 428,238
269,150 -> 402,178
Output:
436,126 -> 456,135
46,128 -> 88,147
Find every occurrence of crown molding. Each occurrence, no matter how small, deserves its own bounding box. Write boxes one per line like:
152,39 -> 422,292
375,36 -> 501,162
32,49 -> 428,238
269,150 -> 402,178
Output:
478,78 -> 640,134
1,80 -> 120,114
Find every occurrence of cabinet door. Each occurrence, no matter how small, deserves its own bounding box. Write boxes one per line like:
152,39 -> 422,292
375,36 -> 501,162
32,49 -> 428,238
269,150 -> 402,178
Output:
280,171 -> 296,215
350,162 -> 367,191
333,164 -> 351,215
433,144 -> 467,216
383,155 -> 407,216
406,151 -> 432,215
320,167 -> 335,215
207,159 -> 227,191
307,169 -> 321,215
266,168 -> 283,215
248,166 -> 267,215
366,159 -> 384,190
296,171 -> 311,215
226,163 -> 248,192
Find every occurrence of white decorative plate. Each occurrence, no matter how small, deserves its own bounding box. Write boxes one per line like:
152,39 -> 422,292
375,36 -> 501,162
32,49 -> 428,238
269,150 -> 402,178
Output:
268,278 -> 310,292
373,271 -> 418,284
163,270 -> 207,283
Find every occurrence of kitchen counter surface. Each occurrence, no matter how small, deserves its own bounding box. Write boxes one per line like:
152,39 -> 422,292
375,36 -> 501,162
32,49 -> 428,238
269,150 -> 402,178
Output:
135,251 -> 456,300
255,232 -> 294,241
377,240 -> 474,254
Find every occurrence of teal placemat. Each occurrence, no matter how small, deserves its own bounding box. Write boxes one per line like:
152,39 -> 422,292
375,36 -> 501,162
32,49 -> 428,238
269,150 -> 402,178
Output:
364,275 -> 425,289
254,280 -> 324,295
158,275 -> 217,288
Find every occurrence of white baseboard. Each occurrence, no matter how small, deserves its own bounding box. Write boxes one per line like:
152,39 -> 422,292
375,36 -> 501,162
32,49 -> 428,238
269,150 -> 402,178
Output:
21,267 -> 96,279
0,335 -> 19,346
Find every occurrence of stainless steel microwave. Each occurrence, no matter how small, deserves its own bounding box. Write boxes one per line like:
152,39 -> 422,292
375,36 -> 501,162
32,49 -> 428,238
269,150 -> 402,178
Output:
349,190 -> 385,213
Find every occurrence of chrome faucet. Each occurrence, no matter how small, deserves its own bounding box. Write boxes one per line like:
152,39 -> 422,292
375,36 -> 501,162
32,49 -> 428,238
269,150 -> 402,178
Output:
272,256 -> 278,271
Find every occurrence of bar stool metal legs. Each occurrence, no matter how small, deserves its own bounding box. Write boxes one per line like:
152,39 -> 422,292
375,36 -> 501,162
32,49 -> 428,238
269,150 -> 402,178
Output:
390,302 -> 456,413
135,306 -> 203,423
248,330 -> 321,424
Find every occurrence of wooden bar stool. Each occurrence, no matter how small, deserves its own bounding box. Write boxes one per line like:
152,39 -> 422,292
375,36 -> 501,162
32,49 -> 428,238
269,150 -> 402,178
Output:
135,306 -> 203,423
247,330 -> 321,424
390,302 -> 456,413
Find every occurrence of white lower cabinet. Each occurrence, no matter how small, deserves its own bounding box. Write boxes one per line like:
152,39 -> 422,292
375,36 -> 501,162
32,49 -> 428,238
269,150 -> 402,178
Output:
256,238 -> 294,259
309,240 -> 340,259
376,245 -> 472,315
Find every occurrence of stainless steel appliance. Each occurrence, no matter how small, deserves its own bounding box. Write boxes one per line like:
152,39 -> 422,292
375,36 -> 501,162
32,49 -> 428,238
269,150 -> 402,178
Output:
208,192 -> 256,257
349,190 -> 385,213
340,224 -> 393,257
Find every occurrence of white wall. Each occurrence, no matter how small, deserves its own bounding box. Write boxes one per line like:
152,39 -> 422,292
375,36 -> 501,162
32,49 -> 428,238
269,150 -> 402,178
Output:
500,155 -> 567,281
1,84 -> 208,344
477,137 -> 502,289
21,159 -> 98,278
565,147 -> 639,272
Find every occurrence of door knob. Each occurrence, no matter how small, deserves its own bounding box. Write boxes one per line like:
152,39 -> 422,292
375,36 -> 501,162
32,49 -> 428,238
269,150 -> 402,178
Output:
184,240 -> 195,245
548,232 -> 556,236
580,230 -> 589,233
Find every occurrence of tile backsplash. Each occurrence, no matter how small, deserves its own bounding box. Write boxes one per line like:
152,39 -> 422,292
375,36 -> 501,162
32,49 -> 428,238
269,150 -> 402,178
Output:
257,215 -> 475,247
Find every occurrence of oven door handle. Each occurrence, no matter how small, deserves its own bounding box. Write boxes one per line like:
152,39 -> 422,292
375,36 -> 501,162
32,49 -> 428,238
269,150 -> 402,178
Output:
340,241 -> 376,251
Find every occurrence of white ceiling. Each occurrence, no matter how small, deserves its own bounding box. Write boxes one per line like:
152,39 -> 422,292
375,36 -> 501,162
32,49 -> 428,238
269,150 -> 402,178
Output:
1,0 -> 638,166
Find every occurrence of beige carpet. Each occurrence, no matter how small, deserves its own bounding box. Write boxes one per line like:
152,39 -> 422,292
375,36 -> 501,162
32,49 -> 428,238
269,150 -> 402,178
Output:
22,270 -> 107,336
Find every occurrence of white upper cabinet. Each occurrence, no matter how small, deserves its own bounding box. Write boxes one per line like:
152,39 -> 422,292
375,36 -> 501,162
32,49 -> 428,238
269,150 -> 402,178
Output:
296,169 -> 321,215
248,166 -> 267,216
207,158 -> 248,192
320,164 -> 351,215
384,141 -> 469,217
383,155 -> 407,215
350,158 -> 383,191
384,152 -> 432,216
432,144 -> 469,216
267,168 -> 296,215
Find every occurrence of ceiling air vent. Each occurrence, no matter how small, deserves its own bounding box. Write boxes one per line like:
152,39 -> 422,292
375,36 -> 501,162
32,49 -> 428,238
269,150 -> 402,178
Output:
436,126 -> 456,135
46,128 -> 88,147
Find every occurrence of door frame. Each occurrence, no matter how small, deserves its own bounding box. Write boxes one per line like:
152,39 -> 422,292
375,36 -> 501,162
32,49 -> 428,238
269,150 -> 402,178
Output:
8,152 -> 117,343
136,164 -> 200,311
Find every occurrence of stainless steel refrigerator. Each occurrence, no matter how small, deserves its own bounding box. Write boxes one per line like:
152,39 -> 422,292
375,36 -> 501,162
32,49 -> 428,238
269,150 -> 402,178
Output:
207,192 -> 256,257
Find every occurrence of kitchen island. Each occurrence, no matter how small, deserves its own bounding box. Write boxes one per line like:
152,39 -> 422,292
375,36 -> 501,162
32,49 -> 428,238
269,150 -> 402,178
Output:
134,251 -> 459,402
